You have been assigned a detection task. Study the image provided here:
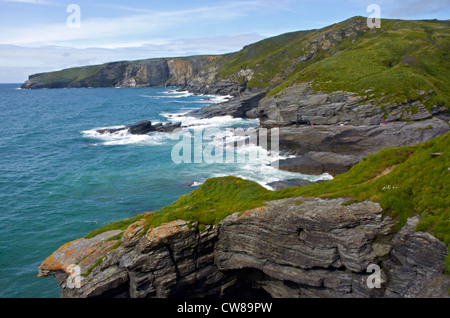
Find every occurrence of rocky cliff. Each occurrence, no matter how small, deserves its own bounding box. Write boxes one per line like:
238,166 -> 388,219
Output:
38,197 -> 449,298
38,131 -> 450,298
21,56 -> 219,91
33,16 -> 450,298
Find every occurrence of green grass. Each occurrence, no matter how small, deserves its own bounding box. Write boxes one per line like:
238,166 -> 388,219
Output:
27,17 -> 449,116
281,19 -> 450,111
84,214 -> 145,239
81,256 -> 105,277
212,17 -> 450,114
31,65 -> 103,86
276,132 -> 450,271
140,176 -> 280,234
83,176 -> 279,239
84,132 -> 450,272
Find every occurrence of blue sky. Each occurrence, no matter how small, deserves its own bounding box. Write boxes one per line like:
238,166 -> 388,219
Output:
0,0 -> 449,83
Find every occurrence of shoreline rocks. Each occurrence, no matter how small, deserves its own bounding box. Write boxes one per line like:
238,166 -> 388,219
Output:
276,117 -> 449,175
247,83 -> 448,128
38,197 -> 450,298
187,92 -> 267,119
97,120 -> 182,135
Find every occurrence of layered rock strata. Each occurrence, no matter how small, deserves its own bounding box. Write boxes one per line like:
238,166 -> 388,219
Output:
38,198 -> 449,298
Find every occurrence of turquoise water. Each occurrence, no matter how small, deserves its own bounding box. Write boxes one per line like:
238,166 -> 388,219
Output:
0,84 -> 330,297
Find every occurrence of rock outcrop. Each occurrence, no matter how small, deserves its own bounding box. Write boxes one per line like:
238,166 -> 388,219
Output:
187,92 -> 267,119
97,120 -> 182,135
276,117 -> 449,175
38,197 -> 449,298
21,56 -> 222,93
265,178 -> 324,190
247,83 -> 447,127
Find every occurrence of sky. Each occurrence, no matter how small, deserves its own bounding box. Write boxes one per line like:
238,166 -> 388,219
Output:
0,0 -> 449,83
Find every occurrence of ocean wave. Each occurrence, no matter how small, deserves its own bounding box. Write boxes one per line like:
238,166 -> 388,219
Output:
161,90 -> 193,98
196,94 -> 233,104
161,90 -> 232,104
81,125 -> 169,146
161,113 -> 259,130
139,94 -> 160,99
212,167 -> 333,191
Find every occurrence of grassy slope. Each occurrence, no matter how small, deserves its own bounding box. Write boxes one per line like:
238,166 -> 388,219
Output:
85,132 -> 449,271
28,17 -> 449,112
282,19 -> 450,110
30,64 -> 103,86
213,17 -> 450,111
28,55 -> 217,87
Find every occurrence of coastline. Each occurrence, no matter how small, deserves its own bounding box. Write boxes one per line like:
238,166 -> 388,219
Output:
11,15 -> 449,298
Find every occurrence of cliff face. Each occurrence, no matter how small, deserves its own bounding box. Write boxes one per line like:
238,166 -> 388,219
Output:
21,56 -> 219,91
31,17 -> 450,297
246,83 -> 449,127
38,197 -> 449,298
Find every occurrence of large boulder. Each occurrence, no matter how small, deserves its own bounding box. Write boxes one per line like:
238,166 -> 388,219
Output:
96,121 -> 182,135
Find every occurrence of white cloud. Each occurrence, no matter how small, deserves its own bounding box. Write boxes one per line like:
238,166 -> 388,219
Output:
0,2 -> 262,48
0,1 -> 279,82
0,0 -> 53,4
0,33 -> 265,82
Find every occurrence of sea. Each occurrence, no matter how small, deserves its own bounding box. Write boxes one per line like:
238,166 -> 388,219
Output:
0,84 -> 332,297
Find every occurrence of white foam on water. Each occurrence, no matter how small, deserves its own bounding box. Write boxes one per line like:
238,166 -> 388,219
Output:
81,125 -> 169,146
182,126 -> 333,190
161,113 -> 259,131
211,165 -> 333,191
196,94 -> 233,104
161,90 -> 233,104
160,90 -> 194,98
81,89 -> 333,188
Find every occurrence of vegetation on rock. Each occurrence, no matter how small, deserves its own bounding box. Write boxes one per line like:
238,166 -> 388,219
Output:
84,132 -> 449,271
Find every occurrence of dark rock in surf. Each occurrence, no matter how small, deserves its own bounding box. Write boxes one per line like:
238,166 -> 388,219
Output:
96,120 -> 182,135
128,120 -> 154,135
159,122 -> 182,133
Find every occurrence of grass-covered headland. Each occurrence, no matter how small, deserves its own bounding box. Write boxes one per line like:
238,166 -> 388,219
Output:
24,17 -> 449,115
85,132 -> 450,272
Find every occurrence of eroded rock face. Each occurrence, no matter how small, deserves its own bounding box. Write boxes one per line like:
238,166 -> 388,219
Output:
383,217 -> 450,298
187,92 -> 267,119
215,198 -> 396,297
276,117 -> 450,175
38,198 -> 449,298
247,83 -> 447,127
